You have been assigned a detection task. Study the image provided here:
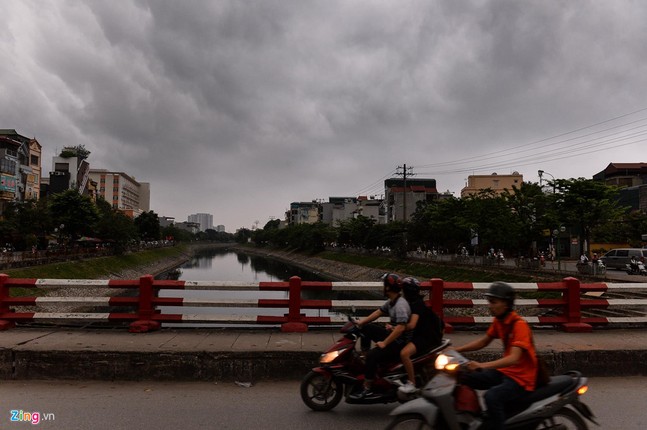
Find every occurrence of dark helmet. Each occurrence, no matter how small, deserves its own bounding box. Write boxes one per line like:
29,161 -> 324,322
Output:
484,282 -> 515,307
401,277 -> 421,300
382,273 -> 402,293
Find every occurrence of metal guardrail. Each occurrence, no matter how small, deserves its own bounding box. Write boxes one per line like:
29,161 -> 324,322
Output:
2,274 -> 647,332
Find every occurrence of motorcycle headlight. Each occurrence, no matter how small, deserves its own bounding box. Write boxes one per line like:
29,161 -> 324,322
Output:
434,353 -> 450,370
320,347 -> 348,364
434,353 -> 459,371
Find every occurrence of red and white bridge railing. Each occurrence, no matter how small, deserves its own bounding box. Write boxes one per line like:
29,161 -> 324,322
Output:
1,274 -> 646,333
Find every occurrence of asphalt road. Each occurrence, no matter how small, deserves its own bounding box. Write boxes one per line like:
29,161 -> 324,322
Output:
1,377 -> 644,429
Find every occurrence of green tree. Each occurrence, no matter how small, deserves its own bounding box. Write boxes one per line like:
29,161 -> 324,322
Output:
550,178 -> 628,256
94,197 -> 137,254
502,182 -> 550,256
410,197 -> 470,253
161,224 -> 193,242
134,211 -> 161,241
1,199 -> 51,250
593,210 -> 647,247
336,216 -> 377,248
49,190 -> 99,243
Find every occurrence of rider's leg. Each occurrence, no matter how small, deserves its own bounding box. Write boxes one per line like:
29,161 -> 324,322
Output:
400,342 -> 417,385
482,375 -> 528,430
359,323 -> 389,352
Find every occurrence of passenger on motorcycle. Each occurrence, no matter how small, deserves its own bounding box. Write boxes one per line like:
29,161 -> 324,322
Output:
453,282 -> 539,430
630,255 -> 640,272
398,277 -> 444,394
350,273 -> 411,399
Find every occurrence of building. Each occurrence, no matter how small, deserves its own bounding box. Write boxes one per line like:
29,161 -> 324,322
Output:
593,162 -> 647,213
460,171 -> 523,198
188,213 -> 214,232
287,201 -> 321,225
88,169 -> 150,217
0,129 -> 42,215
215,225 -> 226,233
175,221 -> 200,234
48,147 -> 92,196
321,196 -> 385,226
158,216 -> 176,228
385,178 -> 439,222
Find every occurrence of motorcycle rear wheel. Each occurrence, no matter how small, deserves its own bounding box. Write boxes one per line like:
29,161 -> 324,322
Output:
384,413 -> 434,430
538,406 -> 588,430
300,371 -> 343,412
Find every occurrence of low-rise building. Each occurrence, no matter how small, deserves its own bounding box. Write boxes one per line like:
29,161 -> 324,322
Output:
460,171 -> 523,198
0,129 -> 42,215
385,178 -> 439,222
594,162 -> 647,213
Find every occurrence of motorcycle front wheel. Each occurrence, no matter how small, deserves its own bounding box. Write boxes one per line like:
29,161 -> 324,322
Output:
300,370 -> 344,411
384,413 -> 434,430
538,406 -> 588,430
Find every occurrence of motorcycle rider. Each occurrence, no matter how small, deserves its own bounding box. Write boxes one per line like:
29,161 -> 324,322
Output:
398,277 -> 444,394
453,282 -> 539,430
630,255 -> 640,273
351,273 -> 411,399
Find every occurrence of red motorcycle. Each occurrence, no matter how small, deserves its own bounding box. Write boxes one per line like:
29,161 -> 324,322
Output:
300,317 -> 450,411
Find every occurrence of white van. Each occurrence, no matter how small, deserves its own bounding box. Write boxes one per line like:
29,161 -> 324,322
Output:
600,248 -> 647,270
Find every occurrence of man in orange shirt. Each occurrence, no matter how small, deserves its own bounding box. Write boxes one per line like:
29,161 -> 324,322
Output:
454,282 -> 539,430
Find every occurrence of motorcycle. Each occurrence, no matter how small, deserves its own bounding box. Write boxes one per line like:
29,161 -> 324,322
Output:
385,349 -> 598,429
625,261 -> 647,276
300,316 -> 450,411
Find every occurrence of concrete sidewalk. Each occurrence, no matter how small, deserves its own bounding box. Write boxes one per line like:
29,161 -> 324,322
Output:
1,327 -> 646,382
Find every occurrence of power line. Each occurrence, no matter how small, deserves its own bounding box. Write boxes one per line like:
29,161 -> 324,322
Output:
416,106 -> 647,169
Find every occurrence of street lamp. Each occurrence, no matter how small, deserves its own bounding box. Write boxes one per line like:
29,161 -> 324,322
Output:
553,225 -> 566,271
538,170 -> 556,192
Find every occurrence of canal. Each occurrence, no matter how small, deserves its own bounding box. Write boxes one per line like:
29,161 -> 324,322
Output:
157,247 -> 338,328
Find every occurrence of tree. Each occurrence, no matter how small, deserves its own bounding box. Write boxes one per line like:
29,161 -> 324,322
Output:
1,199 -> 51,250
502,182 -> 550,256
550,178 -> 628,256
336,216 -> 376,248
49,190 -> 99,243
410,197 -> 471,253
94,197 -> 137,254
59,145 -> 91,160
134,211 -> 161,241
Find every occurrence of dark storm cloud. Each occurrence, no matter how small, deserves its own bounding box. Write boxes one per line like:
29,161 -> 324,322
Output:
2,0 -> 647,230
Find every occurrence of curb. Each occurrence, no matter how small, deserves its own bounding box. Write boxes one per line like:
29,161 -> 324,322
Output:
2,348 -> 646,382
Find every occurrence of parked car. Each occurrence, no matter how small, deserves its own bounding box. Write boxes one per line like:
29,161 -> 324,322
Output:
600,248 -> 647,270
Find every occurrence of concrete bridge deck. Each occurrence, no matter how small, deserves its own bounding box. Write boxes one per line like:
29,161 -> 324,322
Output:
1,327 -> 646,382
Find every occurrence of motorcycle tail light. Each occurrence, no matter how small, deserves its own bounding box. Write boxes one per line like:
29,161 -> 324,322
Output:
577,385 -> 588,395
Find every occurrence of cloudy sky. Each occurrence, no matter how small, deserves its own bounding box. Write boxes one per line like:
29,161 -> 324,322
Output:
2,1 -> 646,232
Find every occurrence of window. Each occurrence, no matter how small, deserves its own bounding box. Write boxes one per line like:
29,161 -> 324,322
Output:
0,158 -> 16,175
30,155 -> 39,165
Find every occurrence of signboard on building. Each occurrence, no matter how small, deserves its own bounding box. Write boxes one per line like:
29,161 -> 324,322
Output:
0,175 -> 16,193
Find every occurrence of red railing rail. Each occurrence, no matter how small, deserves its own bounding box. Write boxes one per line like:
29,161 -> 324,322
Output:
0,274 -> 645,333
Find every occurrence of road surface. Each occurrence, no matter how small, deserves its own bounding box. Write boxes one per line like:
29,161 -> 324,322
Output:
2,377 -> 644,429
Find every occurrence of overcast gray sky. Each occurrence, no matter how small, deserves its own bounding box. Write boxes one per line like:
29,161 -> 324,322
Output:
2,1 -> 646,232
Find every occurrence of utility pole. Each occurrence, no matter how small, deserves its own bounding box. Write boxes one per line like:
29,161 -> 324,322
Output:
395,164 -> 415,221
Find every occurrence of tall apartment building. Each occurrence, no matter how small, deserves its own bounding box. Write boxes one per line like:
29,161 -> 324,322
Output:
460,172 -> 523,198
88,169 -> 150,217
188,213 -> 213,231
0,129 -> 42,215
